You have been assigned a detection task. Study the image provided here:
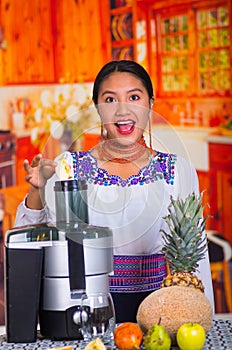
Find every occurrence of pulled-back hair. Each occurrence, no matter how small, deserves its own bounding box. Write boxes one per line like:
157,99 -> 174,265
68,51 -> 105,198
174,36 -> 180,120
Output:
92,60 -> 154,105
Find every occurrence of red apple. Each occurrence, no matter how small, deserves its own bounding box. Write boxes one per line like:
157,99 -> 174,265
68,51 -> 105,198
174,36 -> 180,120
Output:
176,323 -> 206,350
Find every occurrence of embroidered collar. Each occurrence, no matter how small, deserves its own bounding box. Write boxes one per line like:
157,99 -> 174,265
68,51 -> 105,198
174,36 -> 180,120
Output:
71,150 -> 176,187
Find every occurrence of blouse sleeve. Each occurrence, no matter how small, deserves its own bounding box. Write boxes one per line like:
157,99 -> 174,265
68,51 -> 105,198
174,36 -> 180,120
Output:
14,195 -> 54,227
14,173 -> 58,228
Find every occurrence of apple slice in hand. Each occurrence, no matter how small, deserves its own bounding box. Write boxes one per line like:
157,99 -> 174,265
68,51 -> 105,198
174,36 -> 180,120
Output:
55,152 -> 74,180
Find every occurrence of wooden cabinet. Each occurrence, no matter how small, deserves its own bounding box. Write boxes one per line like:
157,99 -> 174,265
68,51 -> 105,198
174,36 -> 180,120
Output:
209,143 -> 232,245
0,0 -> 55,84
101,0 -> 150,70
197,170 -> 211,229
149,0 -> 231,98
0,184 -> 30,234
15,136 -> 41,185
0,164 -> 15,189
149,0 -> 232,129
0,0 -> 105,84
53,0 -> 104,82
0,133 -> 16,189
1,0 -> 231,92
101,0 -> 232,100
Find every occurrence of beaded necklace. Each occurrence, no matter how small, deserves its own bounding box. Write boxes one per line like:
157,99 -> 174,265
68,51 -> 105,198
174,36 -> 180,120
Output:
99,136 -> 150,164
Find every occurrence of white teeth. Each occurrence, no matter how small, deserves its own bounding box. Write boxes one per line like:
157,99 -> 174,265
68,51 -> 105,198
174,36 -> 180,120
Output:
116,120 -> 134,125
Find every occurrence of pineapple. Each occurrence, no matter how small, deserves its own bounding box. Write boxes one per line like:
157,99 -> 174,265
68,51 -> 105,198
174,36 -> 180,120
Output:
136,192 -> 213,343
160,192 -> 208,293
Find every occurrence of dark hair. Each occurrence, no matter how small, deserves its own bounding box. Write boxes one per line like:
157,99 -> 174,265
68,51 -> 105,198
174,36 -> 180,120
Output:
92,60 -> 154,105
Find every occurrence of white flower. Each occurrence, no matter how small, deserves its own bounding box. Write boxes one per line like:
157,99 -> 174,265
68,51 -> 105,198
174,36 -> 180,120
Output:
62,84 -> 72,100
34,108 -> 42,123
73,85 -> 87,105
66,105 -> 79,122
50,120 -> 64,139
46,114 -> 52,122
54,87 -> 63,104
40,90 -> 52,107
31,127 -> 39,142
31,84 -> 93,149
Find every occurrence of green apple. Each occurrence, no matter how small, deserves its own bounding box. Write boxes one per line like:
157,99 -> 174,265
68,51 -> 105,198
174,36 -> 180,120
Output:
176,323 -> 206,350
144,324 -> 171,350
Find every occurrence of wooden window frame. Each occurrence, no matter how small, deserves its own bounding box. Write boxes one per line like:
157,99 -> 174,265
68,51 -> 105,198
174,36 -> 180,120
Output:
150,0 -> 232,98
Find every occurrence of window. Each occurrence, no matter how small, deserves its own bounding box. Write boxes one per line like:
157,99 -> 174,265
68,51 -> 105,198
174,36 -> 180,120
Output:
152,2 -> 231,97
197,6 -> 230,94
161,14 -> 190,93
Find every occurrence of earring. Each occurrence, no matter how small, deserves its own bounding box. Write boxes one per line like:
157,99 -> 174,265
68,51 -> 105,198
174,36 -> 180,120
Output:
150,97 -> 155,109
148,117 -> 153,154
100,122 -> 107,141
100,122 -> 104,140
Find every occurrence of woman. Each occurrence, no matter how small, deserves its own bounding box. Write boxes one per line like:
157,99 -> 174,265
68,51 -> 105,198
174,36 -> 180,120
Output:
15,60 -> 214,322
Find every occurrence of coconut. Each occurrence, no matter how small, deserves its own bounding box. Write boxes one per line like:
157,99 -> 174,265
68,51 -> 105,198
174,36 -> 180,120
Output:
136,286 -> 213,343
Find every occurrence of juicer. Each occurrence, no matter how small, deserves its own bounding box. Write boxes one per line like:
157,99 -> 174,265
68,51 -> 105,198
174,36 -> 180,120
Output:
4,179 -> 114,343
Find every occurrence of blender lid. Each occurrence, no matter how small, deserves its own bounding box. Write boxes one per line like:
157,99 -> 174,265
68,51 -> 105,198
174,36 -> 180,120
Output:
5,223 -> 59,243
54,179 -> 88,191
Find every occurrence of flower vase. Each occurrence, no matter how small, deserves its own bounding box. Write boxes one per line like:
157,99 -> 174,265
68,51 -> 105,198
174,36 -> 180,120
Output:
59,128 -> 72,153
59,128 -> 83,153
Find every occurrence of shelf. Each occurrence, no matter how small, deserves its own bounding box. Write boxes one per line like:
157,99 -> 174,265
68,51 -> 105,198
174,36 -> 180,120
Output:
110,0 -> 132,10
111,39 -> 134,47
112,46 -> 134,60
111,12 -> 133,42
105,0 -> 149,66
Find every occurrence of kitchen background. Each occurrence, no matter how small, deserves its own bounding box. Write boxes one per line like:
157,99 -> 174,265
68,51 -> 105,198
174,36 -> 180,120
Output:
0,0 -> 231,324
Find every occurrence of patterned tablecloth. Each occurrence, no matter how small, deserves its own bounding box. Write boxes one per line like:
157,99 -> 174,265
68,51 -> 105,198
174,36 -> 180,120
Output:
0,320 -> 231,350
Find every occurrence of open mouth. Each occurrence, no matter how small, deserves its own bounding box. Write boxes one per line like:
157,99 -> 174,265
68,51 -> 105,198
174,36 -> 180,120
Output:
115,120 -> 135,135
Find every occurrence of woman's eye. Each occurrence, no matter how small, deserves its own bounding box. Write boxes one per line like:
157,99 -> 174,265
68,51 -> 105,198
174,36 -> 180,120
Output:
105,96 -> 116,103
129,94 -> 139,101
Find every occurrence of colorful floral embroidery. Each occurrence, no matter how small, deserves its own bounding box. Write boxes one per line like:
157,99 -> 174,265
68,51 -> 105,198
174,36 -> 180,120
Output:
71,150 -> 176,187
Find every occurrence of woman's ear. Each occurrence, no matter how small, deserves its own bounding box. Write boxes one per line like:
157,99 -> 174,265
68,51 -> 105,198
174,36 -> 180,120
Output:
150,97 -> 155,109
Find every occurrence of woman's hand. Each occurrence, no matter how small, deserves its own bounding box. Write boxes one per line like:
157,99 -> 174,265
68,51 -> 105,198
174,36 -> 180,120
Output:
24,154 -> 57,189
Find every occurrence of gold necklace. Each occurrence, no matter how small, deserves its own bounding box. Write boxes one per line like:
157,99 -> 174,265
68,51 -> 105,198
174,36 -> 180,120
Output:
99,137 -> 150,164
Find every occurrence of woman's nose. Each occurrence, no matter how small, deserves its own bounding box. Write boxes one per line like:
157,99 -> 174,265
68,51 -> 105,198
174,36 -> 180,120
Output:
115,102 -> 130,116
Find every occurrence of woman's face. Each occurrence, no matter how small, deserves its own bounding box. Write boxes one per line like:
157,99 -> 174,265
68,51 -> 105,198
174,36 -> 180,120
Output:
97,72 -> 153,145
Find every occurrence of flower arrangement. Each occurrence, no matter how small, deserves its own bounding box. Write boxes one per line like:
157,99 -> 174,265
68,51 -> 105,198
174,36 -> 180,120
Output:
27,82 -> 95,151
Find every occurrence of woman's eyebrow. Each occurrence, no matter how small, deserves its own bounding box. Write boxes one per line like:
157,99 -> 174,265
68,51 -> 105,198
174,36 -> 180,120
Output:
101,90 -> 116,96
101,88 -> 143,96
128,88 -> 143,93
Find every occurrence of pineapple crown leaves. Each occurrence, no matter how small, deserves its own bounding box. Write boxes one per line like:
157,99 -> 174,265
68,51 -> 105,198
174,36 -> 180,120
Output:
161,192 -> 208,274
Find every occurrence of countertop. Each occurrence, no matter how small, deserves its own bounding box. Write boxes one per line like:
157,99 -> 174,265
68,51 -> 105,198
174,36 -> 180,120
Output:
0,314 -> 231,349
206,134 -> 232,144
0,314 -> 231,335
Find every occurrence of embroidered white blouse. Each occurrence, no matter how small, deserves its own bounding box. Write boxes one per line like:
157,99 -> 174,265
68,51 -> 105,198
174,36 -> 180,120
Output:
14,150 -> 215,310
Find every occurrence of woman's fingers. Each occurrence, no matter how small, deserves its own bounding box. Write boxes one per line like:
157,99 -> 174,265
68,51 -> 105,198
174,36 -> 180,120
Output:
23,159 -> 30,173
23,154 -> 42,172
30,153 -> 43,167
23,154 -> 57,188
23,155 -> 56,172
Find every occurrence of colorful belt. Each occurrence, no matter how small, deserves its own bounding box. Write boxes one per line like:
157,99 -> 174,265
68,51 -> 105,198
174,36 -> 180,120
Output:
109,253 -> 167,293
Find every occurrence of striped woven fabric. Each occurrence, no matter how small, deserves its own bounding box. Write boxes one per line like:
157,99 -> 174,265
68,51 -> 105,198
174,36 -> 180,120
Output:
109,253 -> 167,293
